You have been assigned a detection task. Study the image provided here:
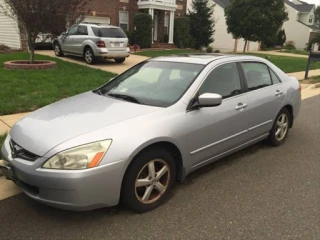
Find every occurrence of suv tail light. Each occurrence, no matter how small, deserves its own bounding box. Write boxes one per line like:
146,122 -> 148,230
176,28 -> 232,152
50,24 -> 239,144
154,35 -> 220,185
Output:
96,41 -> 106,48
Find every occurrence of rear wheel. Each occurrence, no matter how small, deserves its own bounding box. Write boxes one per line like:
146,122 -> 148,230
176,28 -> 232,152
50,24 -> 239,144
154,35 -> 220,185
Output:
269,108 -> 290,146
121,148 -> 176,213
54,42 -> 64,57
84,47 -> 95,65
115,58 -> 125,63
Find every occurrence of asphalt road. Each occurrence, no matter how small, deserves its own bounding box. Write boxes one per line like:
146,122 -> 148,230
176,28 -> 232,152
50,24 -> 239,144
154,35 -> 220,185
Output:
0,96 -> 319,240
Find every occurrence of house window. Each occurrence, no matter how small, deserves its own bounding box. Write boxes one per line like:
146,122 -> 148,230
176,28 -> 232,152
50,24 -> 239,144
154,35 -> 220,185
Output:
119,11 -> 129,31
164,15 -> 169,35
309,14 -> 314,24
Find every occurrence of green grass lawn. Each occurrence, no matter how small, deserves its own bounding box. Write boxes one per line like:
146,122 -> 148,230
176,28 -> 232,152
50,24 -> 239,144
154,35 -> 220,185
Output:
281,49 -> 309,56
308,75 -> 320,84
0,52 -> 116,115
134,49 -> 201,58
239,53 -> 319,73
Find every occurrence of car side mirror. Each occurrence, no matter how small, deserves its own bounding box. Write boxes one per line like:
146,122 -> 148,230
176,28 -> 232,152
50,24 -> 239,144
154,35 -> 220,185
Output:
198,93 -> 222,107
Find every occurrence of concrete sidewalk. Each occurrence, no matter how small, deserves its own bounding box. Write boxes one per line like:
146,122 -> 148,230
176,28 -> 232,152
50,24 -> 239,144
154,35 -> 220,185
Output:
288,69 -> 320,80
249,50 -> 309,58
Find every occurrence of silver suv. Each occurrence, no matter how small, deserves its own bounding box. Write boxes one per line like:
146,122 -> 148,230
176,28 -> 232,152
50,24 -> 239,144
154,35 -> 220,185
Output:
53,22 -> 130,64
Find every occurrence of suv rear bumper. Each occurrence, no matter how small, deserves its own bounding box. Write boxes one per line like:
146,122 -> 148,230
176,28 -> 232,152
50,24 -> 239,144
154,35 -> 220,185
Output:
95,49 -> 130,59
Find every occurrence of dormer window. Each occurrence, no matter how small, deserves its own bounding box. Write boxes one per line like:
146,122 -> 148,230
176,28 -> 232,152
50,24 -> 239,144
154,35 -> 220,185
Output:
309,14 -> 314,24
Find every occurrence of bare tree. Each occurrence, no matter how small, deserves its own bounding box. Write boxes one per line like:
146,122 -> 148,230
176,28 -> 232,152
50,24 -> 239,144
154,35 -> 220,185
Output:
0,0 -> 90,63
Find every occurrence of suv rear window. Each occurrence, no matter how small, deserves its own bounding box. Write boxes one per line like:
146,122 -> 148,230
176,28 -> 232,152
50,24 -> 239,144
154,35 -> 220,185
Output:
92,27 -> 127,38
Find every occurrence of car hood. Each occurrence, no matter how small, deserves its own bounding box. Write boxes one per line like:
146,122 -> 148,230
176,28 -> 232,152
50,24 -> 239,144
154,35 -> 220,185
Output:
10,92 -> 161,156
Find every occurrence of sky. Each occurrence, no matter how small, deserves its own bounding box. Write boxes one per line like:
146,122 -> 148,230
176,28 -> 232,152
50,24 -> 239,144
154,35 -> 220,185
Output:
303,0 -> 320,6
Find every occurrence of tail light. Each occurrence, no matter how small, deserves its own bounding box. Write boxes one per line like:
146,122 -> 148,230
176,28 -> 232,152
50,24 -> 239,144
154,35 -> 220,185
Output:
96,41 -> 106,48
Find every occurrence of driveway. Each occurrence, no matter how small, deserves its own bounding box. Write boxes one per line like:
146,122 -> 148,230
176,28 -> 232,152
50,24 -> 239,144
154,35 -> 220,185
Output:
0,95 -> 319,239
35,50 -> 149,74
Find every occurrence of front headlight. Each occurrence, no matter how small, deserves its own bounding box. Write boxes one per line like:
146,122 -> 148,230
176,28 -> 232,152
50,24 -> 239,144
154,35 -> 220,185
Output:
42,140 -> 112,170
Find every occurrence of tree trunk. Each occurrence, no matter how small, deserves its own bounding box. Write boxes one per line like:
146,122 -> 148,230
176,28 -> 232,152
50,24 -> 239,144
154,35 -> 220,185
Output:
27,31 -> 36,64
243,40 -> 248,53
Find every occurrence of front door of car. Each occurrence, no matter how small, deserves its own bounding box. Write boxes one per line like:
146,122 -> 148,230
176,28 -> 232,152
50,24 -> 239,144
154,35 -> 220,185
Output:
240,62 -> 286,139
186,62 -> 251,169
72,25 -> 89,55
61,26 -> 78,53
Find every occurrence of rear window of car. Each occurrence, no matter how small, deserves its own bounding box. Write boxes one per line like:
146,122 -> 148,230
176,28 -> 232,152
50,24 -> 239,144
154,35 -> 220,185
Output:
92,27 -> 127,38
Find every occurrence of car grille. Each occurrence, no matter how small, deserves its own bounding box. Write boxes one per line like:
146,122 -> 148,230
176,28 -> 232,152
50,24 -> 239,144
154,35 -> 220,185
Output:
9,140 -> 39,161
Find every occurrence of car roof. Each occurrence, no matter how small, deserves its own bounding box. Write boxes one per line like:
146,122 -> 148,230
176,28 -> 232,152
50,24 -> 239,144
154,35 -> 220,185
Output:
149,54 -> 265,65
79,22 -> 119,28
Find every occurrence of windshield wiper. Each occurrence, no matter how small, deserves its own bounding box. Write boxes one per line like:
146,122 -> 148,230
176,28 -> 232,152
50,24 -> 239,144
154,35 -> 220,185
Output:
107,93 -> 142,104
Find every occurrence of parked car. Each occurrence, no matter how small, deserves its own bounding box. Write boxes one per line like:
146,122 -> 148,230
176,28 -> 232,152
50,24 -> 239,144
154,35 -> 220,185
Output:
0,54 -> 301,213
35,33 -> 54,49
52,22 -> 130,64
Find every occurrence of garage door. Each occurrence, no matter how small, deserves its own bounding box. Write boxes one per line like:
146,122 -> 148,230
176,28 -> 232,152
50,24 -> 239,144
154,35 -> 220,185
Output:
0,0 -> 21,49
83,16 -> 110,25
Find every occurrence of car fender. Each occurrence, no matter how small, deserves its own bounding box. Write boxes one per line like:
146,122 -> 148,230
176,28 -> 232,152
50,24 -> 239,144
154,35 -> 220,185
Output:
81,40 -> 97,54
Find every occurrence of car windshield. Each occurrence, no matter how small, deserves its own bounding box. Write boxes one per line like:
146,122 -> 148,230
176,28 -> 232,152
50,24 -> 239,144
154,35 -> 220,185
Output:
97,61 -> 204,107
92,27 -> 127,38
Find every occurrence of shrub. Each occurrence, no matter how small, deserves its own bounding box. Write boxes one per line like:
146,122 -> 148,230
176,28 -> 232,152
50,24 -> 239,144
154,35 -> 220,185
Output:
214,49 -> 220,53
284,41 -> 296,50
125,30 -> 133,45
174,17 -> 191,48
133,13 -> 152,48
277,29 -> 286,47
0,44 -> 10,51
262,31 -> 278,48
206,45 -> 213,53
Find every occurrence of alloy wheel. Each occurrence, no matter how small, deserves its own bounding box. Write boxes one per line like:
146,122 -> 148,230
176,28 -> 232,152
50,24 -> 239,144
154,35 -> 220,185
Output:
135,159 -> 170,204
54,44 -> 60,55
275,113 -> 289,141
85,50 -> 93,63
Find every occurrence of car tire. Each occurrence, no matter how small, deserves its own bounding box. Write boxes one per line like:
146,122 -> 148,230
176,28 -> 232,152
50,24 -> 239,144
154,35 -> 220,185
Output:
268,108 -> 291,146
54,42 -> 64,57
84,47 -> 95,65
121,147 -> 176,213
115,58 -> 125,63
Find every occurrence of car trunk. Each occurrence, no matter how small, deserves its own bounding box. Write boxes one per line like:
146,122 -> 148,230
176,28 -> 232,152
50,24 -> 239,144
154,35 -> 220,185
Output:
92,27 -> 128,50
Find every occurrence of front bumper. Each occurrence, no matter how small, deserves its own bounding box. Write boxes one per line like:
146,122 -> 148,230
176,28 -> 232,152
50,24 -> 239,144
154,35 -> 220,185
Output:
0,136 -> 126,211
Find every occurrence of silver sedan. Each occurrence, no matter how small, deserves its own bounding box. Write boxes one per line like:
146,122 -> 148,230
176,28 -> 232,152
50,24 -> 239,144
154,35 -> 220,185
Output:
0,54 -> 301,213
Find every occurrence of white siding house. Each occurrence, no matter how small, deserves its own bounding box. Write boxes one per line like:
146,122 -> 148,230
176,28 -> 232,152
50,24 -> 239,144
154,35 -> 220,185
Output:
283,0 -> 320,50
0,0 -> 21,49
187,0 -> 259,52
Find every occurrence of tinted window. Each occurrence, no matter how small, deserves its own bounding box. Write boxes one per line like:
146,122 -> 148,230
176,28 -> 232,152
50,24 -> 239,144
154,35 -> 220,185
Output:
68,26 -> 78,35
242,62 -> 272,91
199,63 -> 242,99
77,26 -> 88,35
270,69 -> 281,84
99,61 -> 204,107
92,27 -> 127,38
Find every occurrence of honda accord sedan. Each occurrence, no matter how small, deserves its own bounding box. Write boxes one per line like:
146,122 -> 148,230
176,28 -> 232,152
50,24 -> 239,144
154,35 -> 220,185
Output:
0,54 -> 301,213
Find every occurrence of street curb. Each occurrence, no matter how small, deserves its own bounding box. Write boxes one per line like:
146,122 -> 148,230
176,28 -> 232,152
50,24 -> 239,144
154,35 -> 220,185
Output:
307,83 -> 320,90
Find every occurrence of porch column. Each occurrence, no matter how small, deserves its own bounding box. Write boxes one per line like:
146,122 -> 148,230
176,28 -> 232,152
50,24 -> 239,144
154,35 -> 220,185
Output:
168,11 -> 175,44
149,8 -> 154,44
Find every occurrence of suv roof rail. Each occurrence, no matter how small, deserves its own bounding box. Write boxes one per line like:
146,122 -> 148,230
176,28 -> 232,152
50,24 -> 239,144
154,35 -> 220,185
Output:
80,22 -> 109,26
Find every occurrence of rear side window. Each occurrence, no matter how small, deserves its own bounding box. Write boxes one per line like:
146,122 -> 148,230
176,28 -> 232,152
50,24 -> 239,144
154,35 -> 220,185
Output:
92,27 -> 127,38
242,62 -> 272,91
270,69 -> 281,84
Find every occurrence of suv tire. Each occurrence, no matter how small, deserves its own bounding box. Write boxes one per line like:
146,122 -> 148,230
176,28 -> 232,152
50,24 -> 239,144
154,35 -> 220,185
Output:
84,47 -> 96,65
54,42 -> 64,57
115,58 -> 125,64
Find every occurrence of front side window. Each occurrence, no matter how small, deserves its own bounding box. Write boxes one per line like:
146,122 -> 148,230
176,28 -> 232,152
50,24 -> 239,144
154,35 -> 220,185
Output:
199,63 -> 242,99
92,27 -> 127,38
119,11 -> 129,31
242,62 -> 273,91
77,26 -> 88,35
68,26 -> 78,35
98,61 -> 204,107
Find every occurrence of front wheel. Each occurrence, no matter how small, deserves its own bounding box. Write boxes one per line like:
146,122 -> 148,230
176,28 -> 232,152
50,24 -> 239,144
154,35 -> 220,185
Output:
115,58 -> 125,63
54,42 -> 64,57
269,108 -> 290,146
121,148 -> 176,213
84,47 -> 95,65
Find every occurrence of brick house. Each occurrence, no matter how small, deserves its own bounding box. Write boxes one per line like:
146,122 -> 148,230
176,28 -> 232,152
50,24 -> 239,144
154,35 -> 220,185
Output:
0,0 -> 187,50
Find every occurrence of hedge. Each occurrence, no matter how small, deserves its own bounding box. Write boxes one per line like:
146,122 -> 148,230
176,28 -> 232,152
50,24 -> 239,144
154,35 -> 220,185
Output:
174,17 -> 191,48
133,13 -> 152,48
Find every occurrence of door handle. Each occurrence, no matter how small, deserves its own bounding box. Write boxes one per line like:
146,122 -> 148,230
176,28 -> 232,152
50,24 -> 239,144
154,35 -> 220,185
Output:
235,103 -> 248,110
275,90 -> 283,96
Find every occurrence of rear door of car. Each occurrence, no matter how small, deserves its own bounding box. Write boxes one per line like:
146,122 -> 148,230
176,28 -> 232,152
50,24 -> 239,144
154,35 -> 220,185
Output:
91,27 -> 128,51
239,61 -> 285,139
186,62 -> 251,169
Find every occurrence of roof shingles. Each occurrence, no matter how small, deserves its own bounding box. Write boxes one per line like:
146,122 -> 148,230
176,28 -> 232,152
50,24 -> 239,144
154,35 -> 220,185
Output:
284,0 -> 314,13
